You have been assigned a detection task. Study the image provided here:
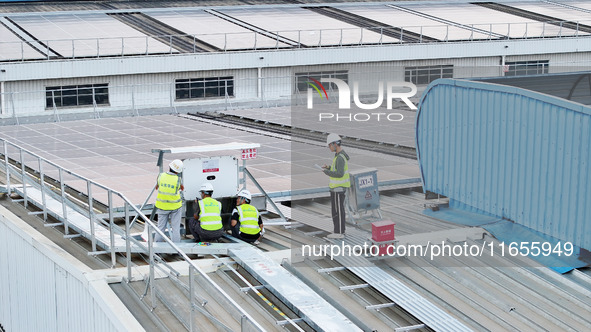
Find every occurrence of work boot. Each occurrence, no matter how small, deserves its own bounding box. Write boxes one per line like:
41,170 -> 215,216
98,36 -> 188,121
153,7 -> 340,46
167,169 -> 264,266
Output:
327,233 -> 345,239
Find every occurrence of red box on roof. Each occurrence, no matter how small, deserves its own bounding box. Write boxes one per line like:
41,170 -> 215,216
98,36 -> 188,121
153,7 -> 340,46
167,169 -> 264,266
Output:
372,220 -> 395,242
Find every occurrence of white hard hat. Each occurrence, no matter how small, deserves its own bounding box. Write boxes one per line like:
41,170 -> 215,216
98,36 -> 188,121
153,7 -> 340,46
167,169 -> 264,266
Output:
200,182 -> 214,192
237,189 -> 252,201
326,133 -> 342,145
169,159 -> 183,173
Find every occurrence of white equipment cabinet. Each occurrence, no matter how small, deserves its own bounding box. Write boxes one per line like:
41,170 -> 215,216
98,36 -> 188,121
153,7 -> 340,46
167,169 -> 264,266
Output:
182,156 -> 239,201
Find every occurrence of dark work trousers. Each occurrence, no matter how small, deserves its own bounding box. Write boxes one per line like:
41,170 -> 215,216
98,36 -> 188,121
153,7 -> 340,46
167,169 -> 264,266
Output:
330,190 -> 346,234
188,218 -> 223,242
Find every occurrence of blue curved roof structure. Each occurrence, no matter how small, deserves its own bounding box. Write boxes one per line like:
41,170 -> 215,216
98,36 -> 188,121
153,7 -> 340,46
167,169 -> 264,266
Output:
416,78 -> 591,253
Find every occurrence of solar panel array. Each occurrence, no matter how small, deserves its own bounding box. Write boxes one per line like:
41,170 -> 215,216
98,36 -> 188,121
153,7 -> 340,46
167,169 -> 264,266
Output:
148,9 -> 291,50
0,22 -> 44,60
9,13 -> 175,58
0,115 -> 419,206
397,3 -> 585,38
1,2 -> 591,61
214,6 -> 399,46
343,5 -> 493,41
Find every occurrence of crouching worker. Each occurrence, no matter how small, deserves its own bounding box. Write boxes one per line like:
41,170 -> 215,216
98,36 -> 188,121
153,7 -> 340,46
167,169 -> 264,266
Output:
231,189 -> 263,244
187,182 -> 224,243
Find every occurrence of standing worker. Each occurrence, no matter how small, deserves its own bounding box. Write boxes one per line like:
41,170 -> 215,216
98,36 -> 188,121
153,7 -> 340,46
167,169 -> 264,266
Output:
154,159 -> 184,243
230,189 -> 263,244
187,182 -> 224,242
322,133 -> 350,239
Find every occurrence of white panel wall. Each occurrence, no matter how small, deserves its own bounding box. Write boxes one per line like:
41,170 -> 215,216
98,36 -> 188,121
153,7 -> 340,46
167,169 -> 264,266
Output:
2,51 -> 590,119
0,205 -> 143,332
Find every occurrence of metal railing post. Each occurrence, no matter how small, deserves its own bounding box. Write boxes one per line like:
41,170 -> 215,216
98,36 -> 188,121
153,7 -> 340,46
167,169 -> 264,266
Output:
400,27 -> 404,43
125,202 -> 132,281
525,22 -> 528,38
108,190 -> 117,268
96,38 -> 99,58
379,27 -> 383,45
148,222 -> 156,310
224,33 -> 227,52
359,27 -> 363,45
71,39 -> 75,59
3,141 -> 11,196
445,25 -> 449,42
19,149 -> 27,208
507,23 -> 510,38
58,168 -> 69,235
559,21 -> 563,38
122,37 -> 125,56
146,36 -> 149,55
46,40 -> 50,60
542,22 -> 545,38
193,35 -> 196,53
21,41 -> 24,61
189,266 -> 195,332
254,32 -> 257,50
10,92 -> 18,125
38,158 -> 47,221
318,29 -> 322,47
87,181 -> 97,252
298,30 -> 301,48
419,26 -> 423,43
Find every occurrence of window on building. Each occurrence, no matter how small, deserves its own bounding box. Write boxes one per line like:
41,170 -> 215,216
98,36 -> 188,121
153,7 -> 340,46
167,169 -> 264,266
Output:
505,60 -> 549,76
175,76 -> 234,100
46,84 -> 109,108
295,70 -> 348,93
405,65 -> 453,85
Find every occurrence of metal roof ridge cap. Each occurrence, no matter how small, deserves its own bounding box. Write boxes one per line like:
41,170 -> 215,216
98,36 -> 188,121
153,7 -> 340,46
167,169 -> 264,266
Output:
424,78 -> 591,116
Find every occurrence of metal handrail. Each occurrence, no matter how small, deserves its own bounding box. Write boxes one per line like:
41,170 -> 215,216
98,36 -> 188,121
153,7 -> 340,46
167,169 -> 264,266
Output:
1,18 -> 589,63
0,137 -> 266,331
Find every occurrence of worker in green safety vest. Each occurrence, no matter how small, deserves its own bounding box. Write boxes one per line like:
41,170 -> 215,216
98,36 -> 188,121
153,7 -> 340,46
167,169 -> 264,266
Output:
230,189 -> 263,244
188,182 -> 224,242
154,159 -> 184,243
322,133 -> 350,239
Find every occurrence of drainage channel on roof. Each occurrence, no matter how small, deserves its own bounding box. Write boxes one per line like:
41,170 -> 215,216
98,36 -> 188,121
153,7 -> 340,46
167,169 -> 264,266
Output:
229,245 -> 364,331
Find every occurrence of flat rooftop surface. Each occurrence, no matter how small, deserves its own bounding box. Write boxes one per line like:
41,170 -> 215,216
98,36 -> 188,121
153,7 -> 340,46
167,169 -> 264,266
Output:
0,114 -> 419,206
220,104 -> 418,147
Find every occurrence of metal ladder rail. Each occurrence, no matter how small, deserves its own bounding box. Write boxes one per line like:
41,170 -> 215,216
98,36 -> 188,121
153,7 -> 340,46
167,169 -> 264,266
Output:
212,255 -> 306,331
242,167 -> 287,222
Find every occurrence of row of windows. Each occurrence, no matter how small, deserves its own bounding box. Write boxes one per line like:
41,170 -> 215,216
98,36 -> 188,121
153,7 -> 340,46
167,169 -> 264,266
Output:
175,76 -> 234,100
294,70 -> 349,93
46,84 -> 109,108
43,62 -> 550,108
505,60 -> 549,76
405,65 -> 454,85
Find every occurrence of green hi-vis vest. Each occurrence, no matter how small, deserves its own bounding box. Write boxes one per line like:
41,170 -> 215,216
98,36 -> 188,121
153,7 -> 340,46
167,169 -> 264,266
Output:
238,204 -> 260,235
198,197 -> 223,231
329,154 -> 350,189
155,172 -> 182,210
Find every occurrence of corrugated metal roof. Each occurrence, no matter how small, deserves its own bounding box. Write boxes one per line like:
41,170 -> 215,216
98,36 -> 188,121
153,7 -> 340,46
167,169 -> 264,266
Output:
416,78 -> 591,252
476,71 -> 591,106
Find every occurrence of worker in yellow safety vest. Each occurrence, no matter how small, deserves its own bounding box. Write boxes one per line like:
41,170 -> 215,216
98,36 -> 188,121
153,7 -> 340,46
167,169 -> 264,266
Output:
188,182 -> 224,242
322,133 -> 350,239
230,189 -> 263,244
154,159 -> 184,242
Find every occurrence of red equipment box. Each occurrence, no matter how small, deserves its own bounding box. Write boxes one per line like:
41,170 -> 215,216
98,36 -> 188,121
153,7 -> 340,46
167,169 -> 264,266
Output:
372,220 -> 395,242
375,243 -> 394,256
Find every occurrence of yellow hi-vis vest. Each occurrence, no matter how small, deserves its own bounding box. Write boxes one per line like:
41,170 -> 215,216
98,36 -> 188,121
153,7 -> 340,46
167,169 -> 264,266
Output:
198,197 -> 222,231
155,172 -> 182,210
328,154 -> 350,189
238,204 -> 260,235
